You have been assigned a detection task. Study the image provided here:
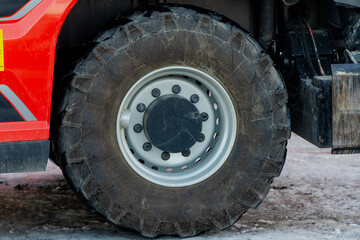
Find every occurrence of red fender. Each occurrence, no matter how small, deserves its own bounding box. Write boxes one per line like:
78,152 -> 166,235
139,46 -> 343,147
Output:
0,0 -> 78,142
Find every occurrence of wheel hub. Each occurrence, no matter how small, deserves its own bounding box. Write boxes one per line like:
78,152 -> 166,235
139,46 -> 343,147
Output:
144,95 -> 202,153
116,66 -> 237,187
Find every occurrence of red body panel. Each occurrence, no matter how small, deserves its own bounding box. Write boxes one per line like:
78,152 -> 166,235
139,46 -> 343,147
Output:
0,0 -> 78,142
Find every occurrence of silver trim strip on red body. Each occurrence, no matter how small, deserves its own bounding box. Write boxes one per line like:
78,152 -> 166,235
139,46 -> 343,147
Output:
0,85 -> 37,121
0,0 -> 42,21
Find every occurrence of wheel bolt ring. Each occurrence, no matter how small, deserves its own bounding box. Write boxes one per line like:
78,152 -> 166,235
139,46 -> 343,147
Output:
191,94 -> 199,103
143,142 -> 152,151
182,149 -> 191,157
152,88 -> 161,97
172,85 -> 181,94
201,112 -> 209,122
161,152 -> 171,161
133,124 -> 143,133
137,103 -> 146,112
198,133 -> 205,142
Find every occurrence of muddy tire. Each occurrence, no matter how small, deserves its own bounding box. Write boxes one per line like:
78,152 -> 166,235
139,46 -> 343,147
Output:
53,6 -> 290,238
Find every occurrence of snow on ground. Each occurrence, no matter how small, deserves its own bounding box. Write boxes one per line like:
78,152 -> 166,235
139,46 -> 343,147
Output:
0,134 -> 359,239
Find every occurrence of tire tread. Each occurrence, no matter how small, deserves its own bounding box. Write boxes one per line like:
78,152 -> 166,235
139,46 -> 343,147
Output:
54,5 -> 290,238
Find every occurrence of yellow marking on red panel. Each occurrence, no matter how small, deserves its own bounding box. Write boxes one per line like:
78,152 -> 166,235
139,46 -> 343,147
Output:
0,29 -> 4,71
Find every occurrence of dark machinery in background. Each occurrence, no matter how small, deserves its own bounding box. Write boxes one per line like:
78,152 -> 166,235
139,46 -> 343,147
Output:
264,0 -> 360,153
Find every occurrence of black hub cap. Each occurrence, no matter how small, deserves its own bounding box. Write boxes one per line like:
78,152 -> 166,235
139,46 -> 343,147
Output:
144,95 -> 202,153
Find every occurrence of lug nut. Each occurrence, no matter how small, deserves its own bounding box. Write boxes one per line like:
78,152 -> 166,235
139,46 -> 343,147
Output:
198,133 -> 205,142
143,142 -> 152,152
194,112 -> 200,118
190,94 -> 199,103
172,85 -> 181,94
152,88 -> 161,97
133,124 -> 143,133
182,149 -> 191,157
161,152 -> 171,161
201,112 -> 209,122
137,103 -> 146,112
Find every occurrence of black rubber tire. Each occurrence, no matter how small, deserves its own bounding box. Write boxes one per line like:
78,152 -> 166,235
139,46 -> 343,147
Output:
53,6 -> 290,238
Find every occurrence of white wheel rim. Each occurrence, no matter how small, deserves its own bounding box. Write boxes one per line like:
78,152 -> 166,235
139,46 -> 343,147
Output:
116,66 -> 237,187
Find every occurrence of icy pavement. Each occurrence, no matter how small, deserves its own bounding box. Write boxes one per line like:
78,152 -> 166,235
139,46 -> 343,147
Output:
0,134 -> 359,239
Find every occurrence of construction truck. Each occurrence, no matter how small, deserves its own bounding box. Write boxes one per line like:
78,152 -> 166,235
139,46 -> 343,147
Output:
0,0 -> 359,237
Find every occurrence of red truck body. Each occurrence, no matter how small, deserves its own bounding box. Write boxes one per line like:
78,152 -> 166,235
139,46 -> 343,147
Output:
0,0 -> 76,142
0,0 -> 359,237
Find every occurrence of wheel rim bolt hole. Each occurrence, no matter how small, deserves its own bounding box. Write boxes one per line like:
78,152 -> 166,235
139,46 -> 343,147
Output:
133,124 -> 143,133
137,103 -> 146,112
172,85 -> 181,94
213,132 -> 219,139
195,158 -> 201,163
139,159 -> 145,164
152,88 -> 161,98
216,118 -> 220,125
198,133 -> 205,142
201,112 -> 209,122
206,147 -> 213,153
190,94 -> 199,103
207,90 -> 212,97
181,166 -> 188,170
213,103 -> 218,110
143,142 -> 152,152
161,152 -> 171,161
152,166 -> 158,171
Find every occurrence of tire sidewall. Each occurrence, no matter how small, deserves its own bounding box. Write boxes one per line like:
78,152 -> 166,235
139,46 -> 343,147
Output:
61,6 -> 289,233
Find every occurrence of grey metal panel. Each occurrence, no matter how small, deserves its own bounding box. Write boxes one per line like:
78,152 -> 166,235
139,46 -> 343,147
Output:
0,140 -> 49,173
332,64 -> 360,154
0,0 -> 42,21
334,0 -> 360,7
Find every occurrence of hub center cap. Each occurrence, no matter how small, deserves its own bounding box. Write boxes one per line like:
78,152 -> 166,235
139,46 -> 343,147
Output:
144,95 -> 202,153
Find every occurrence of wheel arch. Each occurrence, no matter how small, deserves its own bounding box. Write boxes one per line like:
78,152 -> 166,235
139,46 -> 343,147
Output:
52,0 -> 255,108
56,0 -> 258,50
51,0 -> 136,161
56,0 -> 135,49
50,0 -> 270,162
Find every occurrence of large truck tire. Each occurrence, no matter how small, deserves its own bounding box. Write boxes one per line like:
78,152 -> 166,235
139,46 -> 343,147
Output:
53,6 -> 290,238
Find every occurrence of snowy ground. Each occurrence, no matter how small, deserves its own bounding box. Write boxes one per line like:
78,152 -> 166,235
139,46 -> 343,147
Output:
0,134 -> 359,239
